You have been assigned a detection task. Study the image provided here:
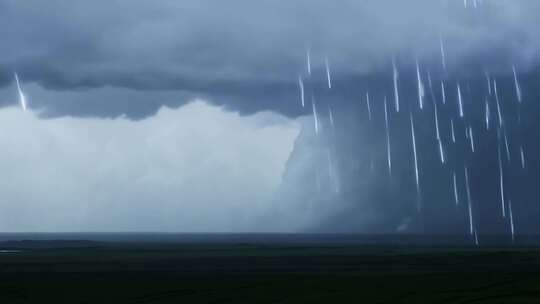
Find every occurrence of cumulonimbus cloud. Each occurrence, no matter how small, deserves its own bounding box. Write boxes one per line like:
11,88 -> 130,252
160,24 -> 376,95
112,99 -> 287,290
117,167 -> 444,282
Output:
1,0 -> 540,117
0,101 -> 303,232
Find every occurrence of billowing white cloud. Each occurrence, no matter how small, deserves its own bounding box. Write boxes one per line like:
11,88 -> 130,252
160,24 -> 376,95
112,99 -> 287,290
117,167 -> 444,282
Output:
0,101 -> 302,232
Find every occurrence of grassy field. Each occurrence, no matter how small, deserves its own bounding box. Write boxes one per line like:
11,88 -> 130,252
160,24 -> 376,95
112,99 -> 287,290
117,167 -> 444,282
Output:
0,243 -> 539,303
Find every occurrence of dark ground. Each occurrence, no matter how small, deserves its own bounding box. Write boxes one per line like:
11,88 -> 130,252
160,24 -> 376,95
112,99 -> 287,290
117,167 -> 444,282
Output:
0,238 -> 539,303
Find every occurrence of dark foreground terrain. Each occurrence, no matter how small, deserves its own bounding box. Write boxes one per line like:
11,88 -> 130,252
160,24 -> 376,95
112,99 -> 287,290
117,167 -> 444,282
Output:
0,235 -> 539,303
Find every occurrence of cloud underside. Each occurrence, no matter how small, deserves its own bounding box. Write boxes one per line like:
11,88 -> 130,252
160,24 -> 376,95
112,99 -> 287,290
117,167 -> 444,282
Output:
1,1 -> 540,117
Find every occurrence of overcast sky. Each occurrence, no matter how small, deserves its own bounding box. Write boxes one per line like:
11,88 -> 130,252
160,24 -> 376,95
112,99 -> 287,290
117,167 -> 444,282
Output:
0,1 -> 539,234
2,0 -> 540,117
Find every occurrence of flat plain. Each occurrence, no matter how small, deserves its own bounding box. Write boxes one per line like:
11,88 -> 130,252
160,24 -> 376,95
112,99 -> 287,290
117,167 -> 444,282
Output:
0,240 -> 539,303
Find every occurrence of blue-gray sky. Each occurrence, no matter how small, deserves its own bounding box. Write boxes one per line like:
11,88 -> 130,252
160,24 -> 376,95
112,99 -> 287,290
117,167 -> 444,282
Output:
0,0 -> 539,235
2,0 -> 539,117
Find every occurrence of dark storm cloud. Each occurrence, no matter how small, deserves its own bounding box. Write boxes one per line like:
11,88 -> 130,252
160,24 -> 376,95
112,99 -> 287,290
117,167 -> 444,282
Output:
2,0 -> 540,236
267,68 -> 540,235
2,0 -> 540,118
